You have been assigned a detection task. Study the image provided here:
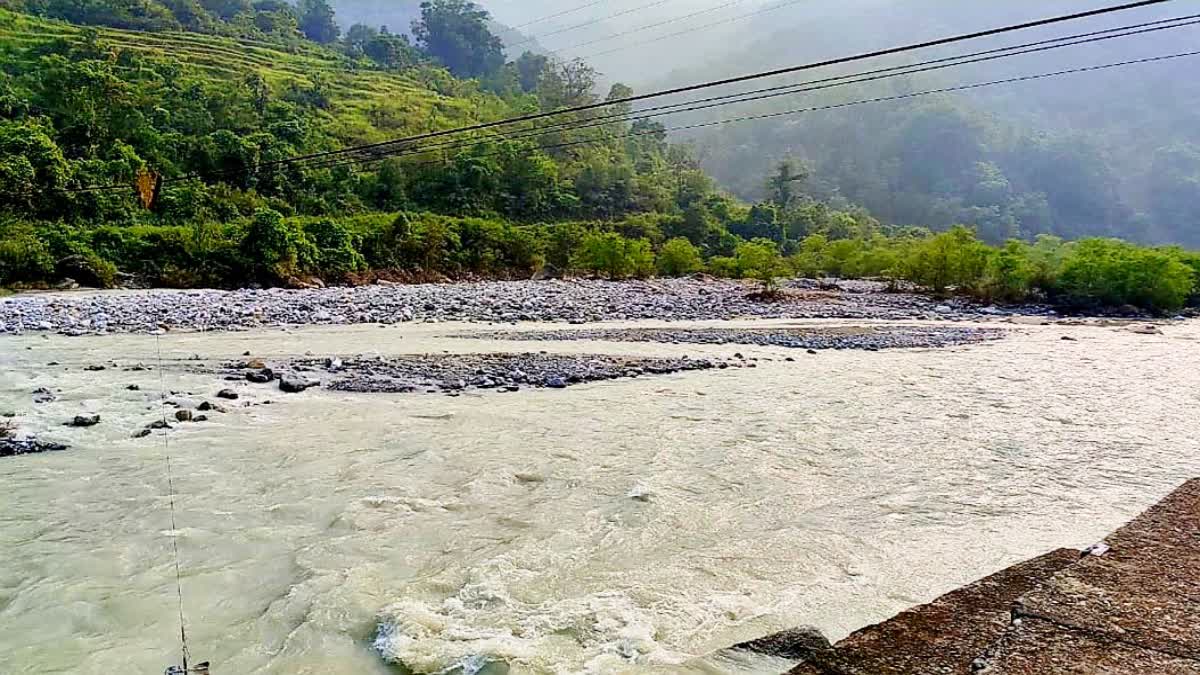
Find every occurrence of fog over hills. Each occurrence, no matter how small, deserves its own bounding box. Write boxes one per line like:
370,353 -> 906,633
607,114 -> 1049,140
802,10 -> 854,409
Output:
323,1 -> 1200,243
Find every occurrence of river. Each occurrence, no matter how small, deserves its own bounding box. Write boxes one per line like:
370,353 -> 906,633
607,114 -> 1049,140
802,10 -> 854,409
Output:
1,318 -> 1197,674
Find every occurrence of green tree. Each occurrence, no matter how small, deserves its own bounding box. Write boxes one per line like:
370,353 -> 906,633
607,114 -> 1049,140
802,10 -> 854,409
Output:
735,238 -> 787,294
297,0 -> 337,43
572,232 -> 653,279
657,237 -> 703,277
767,160 -> 805,209
412,0 -> 504,79
241,208 -> 318,281
513,51 -> 549,93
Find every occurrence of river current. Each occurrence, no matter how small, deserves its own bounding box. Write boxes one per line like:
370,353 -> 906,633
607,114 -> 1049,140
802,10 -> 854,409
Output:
1,318 -> 1197,674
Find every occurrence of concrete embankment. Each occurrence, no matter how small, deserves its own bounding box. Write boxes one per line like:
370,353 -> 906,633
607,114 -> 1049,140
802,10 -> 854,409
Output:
735,478 -> 1200,674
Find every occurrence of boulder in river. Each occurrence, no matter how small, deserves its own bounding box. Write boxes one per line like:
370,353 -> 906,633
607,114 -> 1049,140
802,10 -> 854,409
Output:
246,368 -> 275,383
67,414 -> 100,428
216,389 -> 240,400
32,387 -> 57,404
1,437 -> 69,458
279,375 -> 317,393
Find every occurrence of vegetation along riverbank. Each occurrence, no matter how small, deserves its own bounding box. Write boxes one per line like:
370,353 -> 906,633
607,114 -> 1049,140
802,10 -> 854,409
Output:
1,4 -> 1199,315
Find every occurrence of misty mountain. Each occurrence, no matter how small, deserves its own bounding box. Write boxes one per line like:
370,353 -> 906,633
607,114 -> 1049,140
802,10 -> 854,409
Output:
591,0 -> 1200,244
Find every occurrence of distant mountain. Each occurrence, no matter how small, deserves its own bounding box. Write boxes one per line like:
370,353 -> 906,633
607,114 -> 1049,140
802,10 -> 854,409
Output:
328,0 -> 422,34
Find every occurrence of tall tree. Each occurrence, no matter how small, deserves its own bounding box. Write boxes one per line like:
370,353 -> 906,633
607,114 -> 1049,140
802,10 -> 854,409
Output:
767,160 -> 806,209
297,0 -> 338,43
412,0 -> 504,79
513,51 -> 548,93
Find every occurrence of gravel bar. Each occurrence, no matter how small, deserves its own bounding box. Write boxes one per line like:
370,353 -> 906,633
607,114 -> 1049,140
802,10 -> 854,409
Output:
0,279 -> 1030,336
234,353 -> 751,396
463,325 -> 1005,351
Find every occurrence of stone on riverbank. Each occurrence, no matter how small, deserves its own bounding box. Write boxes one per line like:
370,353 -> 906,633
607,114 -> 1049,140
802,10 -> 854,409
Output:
239,353 -> 742,396
1,437 -> 69,458
0,279 -> 1047,336
468,325 -> 1003,351
67,414 -> 100,428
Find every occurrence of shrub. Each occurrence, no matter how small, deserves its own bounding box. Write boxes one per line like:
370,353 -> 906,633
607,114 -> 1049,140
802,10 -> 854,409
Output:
1055,238 -> 1195,313
0,228 -> 54,285
707,255 -> 739,278
241,208 -> 318,282
981,240 -> 1035,303
735,238 -> 788,293
572,232 -> 654,279
899,225 -> 990,294
657,237 -> 703,276
304,219 -> 366,280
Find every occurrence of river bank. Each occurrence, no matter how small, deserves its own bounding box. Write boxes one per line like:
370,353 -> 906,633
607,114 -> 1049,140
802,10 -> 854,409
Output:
0,278 -> 1060,336
2,317 -> 1197,674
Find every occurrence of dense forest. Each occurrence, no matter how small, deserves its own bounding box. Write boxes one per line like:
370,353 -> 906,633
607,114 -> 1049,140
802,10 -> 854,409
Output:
0,0 -> 1197,312
643,0 -> 1200,246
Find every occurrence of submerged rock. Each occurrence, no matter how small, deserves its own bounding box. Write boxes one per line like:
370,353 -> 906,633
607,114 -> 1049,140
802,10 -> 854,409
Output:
1,437 -> 69,458
67,414 -> 100,428
278,375 -> 317,393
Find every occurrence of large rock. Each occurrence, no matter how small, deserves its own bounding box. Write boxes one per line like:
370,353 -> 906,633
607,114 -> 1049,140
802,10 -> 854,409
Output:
279,375 -> 317,393
67,414 -> 101,428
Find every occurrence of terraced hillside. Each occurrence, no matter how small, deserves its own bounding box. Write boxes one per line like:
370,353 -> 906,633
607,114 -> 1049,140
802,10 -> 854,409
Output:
0,8 -> 510,145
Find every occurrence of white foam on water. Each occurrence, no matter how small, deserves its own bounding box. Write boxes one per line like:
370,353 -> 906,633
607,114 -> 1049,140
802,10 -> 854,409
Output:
372,569 -> 700,674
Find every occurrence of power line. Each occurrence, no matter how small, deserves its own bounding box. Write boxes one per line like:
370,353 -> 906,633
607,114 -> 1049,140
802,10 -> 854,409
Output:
549,0 -> 754,55
61,0 -> 1177,192
272,15 -> 1200,180
510,0 -> 608,29
394,14 -> 1200,166
267,49 -> 1200,180
573,0 -> 809,59
235,1 -> 1178,172
505,0 -> 677,50
155,331 -> 193,675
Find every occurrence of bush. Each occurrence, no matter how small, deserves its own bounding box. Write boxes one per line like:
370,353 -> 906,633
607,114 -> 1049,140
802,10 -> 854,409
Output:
657,237 -> 703,276
982,240 -> 1035,303
0,228 -> 54,285
707,255 -> 738,278
572,232 -> 654,279
1054,238 -> 1195,313
241,208 -> 318,282
735,238 -> 787,293
898,225 -> 990,294
304,218 -> 366,280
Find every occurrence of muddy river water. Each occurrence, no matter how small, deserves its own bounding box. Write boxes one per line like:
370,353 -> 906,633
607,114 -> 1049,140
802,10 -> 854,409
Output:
1,319 -> 1198,674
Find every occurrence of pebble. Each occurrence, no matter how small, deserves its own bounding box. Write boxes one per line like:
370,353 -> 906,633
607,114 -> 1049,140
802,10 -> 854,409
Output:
67,414 -> 100,428
253,353 -> 745,396
1,437 -> 69,457
469,326 -> 1002,352
0,279 -> 1045,337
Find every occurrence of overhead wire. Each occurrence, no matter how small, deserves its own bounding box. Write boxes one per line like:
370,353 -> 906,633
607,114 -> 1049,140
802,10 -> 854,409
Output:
509,0 -> 609,29
57,0 -> 1177,193
505,0 -> 677,50
99,12 -> 1199,188
571,0 -> 809,59
299,14 -> 1200,172
547,0 -> 754,55
155,330 -> 192,674
265,48 -> 1200,180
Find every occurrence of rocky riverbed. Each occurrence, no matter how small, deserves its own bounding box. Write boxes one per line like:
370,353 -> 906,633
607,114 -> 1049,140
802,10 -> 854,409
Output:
464,325 -> 1005,351
0,435 -> 68,458
0,279 -> 1040,336
219,353 -> 750,396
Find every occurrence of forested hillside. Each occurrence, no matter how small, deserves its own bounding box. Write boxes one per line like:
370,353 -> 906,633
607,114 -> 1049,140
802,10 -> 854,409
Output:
646,0 -> 1200,246
0,0 -> 1197,313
